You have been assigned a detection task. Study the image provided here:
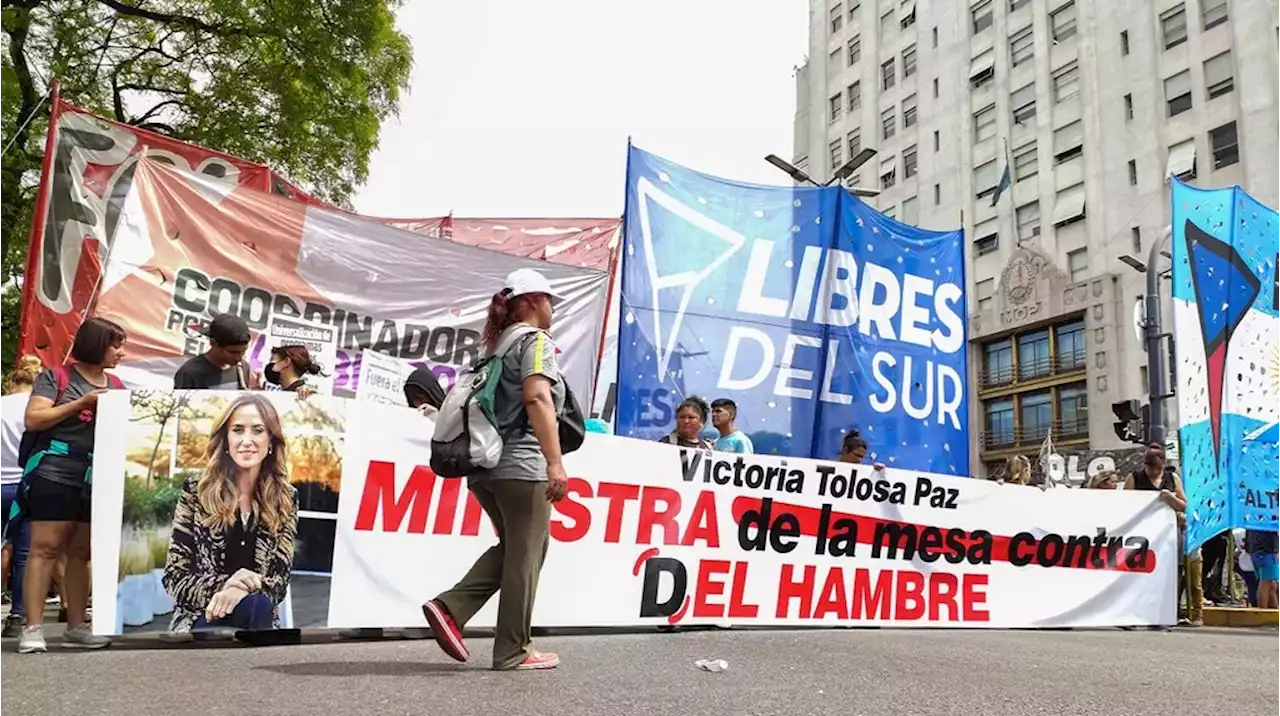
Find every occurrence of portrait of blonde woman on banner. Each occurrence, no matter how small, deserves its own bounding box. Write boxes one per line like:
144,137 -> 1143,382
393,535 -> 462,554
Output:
162,393 -> 298,635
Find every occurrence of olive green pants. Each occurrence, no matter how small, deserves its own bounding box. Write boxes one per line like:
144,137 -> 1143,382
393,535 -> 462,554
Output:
436,479 -> 551,669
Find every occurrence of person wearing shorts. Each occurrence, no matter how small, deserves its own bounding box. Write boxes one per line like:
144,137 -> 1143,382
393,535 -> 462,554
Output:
1247,530 -> 1278,609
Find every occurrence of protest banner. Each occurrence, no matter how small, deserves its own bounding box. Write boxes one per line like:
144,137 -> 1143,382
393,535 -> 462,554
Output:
92,389 -> 1177,636
617,145 -> 968,472
263,316 -> 339,394
89,156 -> 609,402
357,349 -> 414,406
1170,178 -> 1279,550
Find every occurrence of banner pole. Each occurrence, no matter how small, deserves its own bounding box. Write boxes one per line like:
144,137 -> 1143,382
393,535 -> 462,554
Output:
16,79 -> 61,366
612,138 -> 635,433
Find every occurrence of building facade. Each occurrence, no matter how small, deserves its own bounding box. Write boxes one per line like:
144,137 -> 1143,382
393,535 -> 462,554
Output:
793,0 -> 1280,478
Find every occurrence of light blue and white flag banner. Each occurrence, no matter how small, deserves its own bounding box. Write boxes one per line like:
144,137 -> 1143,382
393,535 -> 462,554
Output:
616,146 -> 968,475
1171,178 -> 1279,551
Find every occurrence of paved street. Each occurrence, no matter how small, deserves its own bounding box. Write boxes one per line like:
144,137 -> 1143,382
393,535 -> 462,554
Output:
2,626 -> 1276,716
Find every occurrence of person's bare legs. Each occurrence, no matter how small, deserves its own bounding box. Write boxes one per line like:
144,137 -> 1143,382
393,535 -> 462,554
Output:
54,554 -> 67,611
63,524 -> 92,629
1259,581 -> 1278,609
24,521 -> 73,627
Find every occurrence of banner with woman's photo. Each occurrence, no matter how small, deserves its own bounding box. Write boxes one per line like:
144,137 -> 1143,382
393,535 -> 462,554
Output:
91,389 -> 1179,636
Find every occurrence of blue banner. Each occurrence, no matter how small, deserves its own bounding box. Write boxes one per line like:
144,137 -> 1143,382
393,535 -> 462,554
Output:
1171,179 -> 1279,550
616,145 -> 968,475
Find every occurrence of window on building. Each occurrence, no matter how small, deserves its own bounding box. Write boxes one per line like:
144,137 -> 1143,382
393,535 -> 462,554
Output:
1053,121 -> 1083,164
970,48 -> 996,87
1140,365 -> 1150,394
880,156 -> 897,188
972,0 -> 994,34
829,139 -> 843,174
831,3 -> 844,33
977,278 -> 995,313
848,128 -> 861,157
1012,83 -> 1036,124
795,155 -> 810,173
934,130 -> 940,152
1010,0 -> 1030,12
830,93 -> 843,123
1052,1 -> 1077,41
1052,61 -> 1080,102
933,77 -> 939,98
1167,138 -> 1196,179
975,216 -> 998,251
1018,332 -> 1051,380
829,48 -> 842,73
900,0 -> 917,29
1204,51 -> 1234,99
849,35 -> 862,65
881,8 -> 895,37
1131,226 -> 1142,252
904,144 -> 918,178
903,94 -> 918,128
975,160 -> 999,198
974,103 -> 997,143
1057,383 -> 1088,436
1124,93 -> 1134,120
1210,121 -> 1239,169
1016,202 -> 1041,241
1128,159 -> 1138,185
847,173 -> 861,189
884,205 -> 898,219
1014,142 -> 1038,181
1067,248 -> 1088,281
1055,184 -> 1087,226
848,81 -> 861,111
1055,321 -> 1086,370
985,397 -> 1015,444
1010,26 -> 1035,67
902,195 -> 919,224
903,44 -> 917,78
932,26 -> 938,47
1021,391 -> 1053,440
1202,0 -> 1228,30
882,58 -> 896,90
1161,5 -> 1187,49
848,1 -> 859,21
882,106 -> 896,139
934,183 -> 941,204
1120,30 -> 1130,55
985,339 -> 1013,385
1165,71 -> 1192,116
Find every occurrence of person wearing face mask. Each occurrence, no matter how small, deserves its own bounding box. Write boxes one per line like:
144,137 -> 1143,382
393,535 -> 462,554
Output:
403,366 -> 447,417
659,397 -> 715,449
163,393 -> 298,636
264,345 -> 324,397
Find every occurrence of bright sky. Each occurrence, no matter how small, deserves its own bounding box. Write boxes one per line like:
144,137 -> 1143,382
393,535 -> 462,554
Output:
353,0 -> 809,219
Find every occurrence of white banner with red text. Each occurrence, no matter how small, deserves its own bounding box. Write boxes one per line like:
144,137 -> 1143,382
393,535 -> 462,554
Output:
91,391 -> 1177,635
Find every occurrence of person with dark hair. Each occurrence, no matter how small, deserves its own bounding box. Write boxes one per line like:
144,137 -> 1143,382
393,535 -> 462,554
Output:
174,313 -> 257,390
839,430 -> 869,463
421,268 -> 567,671
660,396 -> 714,449
17,317 -> 127,653
264,345 -> 324,395
404,366 -> 447,416
710,398 -> 753,454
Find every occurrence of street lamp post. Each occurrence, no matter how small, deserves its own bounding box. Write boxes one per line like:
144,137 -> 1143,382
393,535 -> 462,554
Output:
764,149 -> 881,197
1120,225 -> 1174,445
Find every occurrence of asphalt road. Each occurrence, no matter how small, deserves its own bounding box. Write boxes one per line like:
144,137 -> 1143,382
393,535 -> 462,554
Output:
2,626 -> 1276,716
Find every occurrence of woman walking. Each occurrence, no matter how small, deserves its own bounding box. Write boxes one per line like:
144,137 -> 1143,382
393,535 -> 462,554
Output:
421,268 -> 568,671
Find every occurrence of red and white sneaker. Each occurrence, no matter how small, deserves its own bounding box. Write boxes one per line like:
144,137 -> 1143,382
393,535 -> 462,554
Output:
512,650 -> 560,670
421,600 -> 469,662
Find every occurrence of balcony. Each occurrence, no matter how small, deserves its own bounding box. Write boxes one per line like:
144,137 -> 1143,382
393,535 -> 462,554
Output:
980,418 -> 1090,451
979,349 -> 1087,391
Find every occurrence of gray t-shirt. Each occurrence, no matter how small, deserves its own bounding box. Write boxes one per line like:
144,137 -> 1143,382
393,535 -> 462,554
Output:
30,367 -> 103,481
474,324 -> 565,483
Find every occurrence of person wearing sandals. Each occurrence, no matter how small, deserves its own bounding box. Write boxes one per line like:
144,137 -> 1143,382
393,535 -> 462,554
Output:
421,268 -> 568,671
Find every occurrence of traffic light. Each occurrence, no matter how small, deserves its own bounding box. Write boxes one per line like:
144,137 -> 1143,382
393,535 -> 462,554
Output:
1111,399 -> 1145,444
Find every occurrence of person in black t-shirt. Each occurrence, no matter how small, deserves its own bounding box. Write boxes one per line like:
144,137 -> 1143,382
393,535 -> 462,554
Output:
174,314 -> 258,390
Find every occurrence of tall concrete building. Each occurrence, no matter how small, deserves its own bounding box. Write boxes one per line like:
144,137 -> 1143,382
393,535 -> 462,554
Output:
793,0 -> 1279,479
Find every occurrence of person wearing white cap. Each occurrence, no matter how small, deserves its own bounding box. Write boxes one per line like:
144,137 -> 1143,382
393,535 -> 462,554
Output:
420,267 -> 567,671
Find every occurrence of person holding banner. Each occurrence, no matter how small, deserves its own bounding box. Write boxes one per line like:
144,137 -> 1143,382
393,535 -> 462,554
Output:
18,318 -> 128,653
264,345 -> 324,397
421,268 -> 567,672
163,393 -> 298,636
174,314 -> 258,390
659,396 -> 715,449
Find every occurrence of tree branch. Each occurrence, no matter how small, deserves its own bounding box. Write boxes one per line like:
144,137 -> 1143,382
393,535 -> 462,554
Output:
92,0 -> 251,37
134,121 -> 175,134
131,98 -> 187,125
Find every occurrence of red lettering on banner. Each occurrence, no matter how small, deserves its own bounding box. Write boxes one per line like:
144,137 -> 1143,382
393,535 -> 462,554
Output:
773,566 -> 991,623
461,492 -> 484,536
727,560 -> 759,619
681,491 -> 720,548
693,559 -> 731,619
551,478 -> 593,542
637,487 -> 681,545
598,482 -> 640,544
354,461 -> 435,533
432,478 -> 462,535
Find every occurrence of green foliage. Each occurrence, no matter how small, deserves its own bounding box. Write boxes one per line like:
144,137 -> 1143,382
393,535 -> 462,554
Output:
122,475 -> 181,527
1,0 -> 414,359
